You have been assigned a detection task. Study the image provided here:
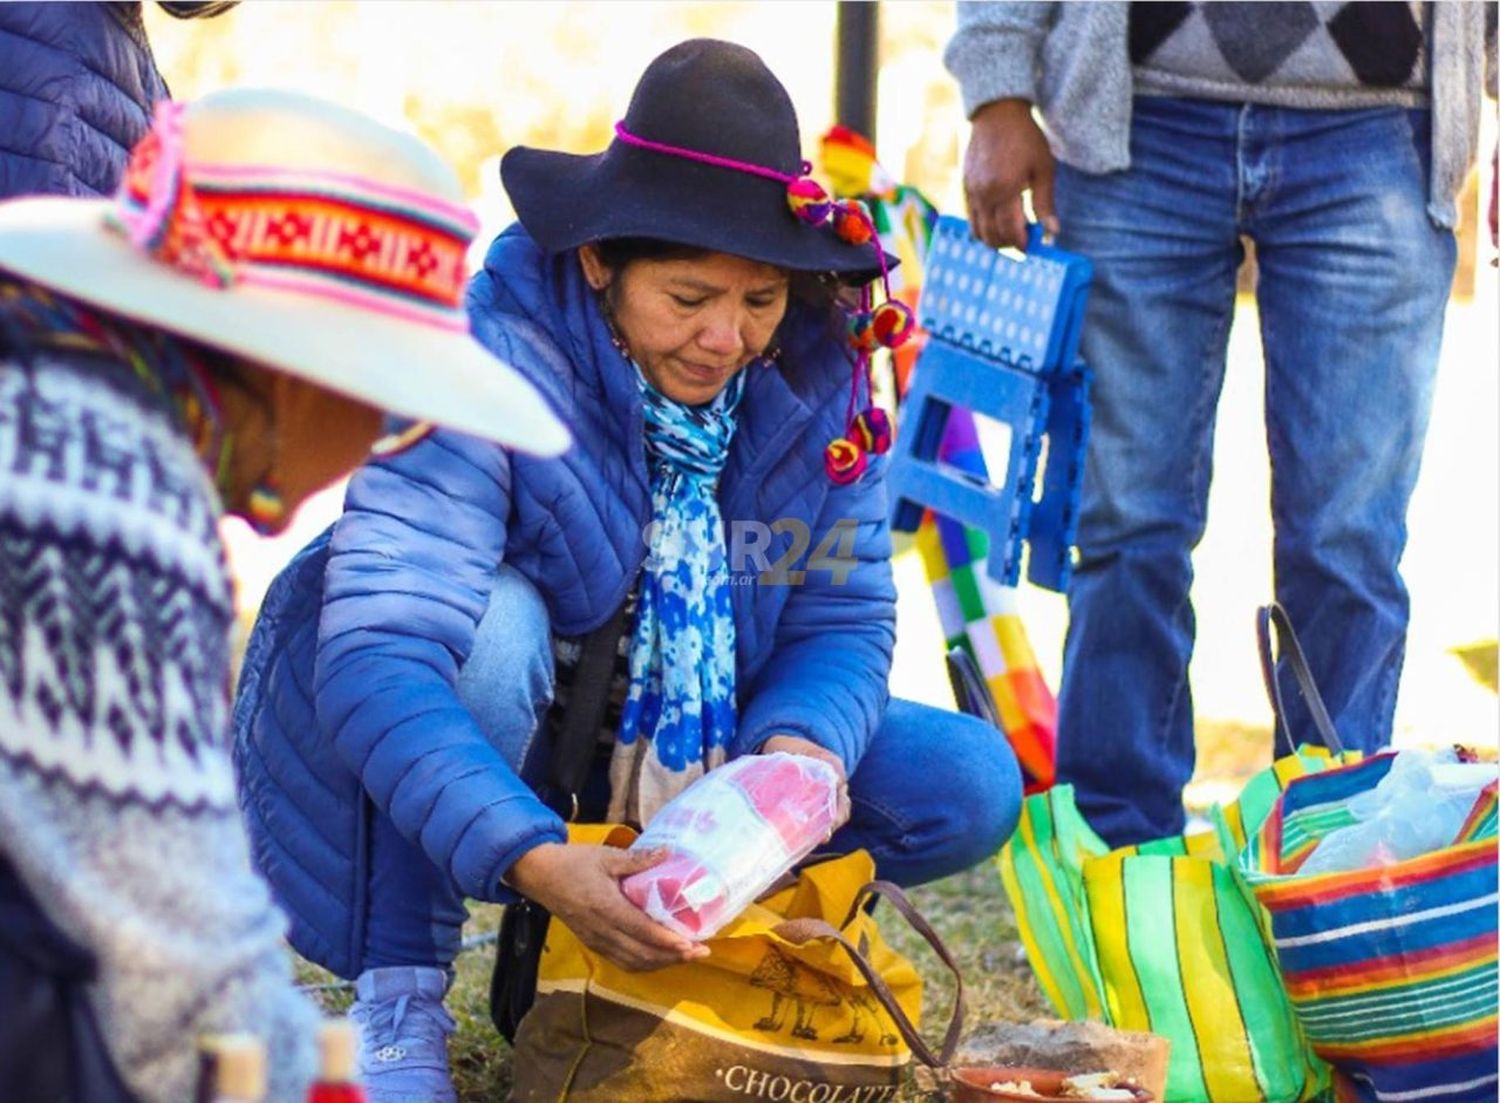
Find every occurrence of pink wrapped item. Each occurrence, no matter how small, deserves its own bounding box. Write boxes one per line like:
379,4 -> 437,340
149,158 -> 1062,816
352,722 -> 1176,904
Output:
620,753 -> 841,940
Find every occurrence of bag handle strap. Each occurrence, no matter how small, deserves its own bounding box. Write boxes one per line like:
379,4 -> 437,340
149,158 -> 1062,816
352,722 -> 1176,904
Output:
542,600 -> 632,816
1256,603 -> 1344,758
772,880 -> 965,1069
946,646 -> 1002,729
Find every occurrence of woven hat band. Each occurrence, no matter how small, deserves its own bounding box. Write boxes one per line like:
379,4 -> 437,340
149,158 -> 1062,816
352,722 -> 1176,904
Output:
110,102 -> 477,332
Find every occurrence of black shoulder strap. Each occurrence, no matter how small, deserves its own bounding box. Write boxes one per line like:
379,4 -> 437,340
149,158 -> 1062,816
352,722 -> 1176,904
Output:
1256,603 -> 1345,758
544,600 -> 632,811
491,598 -> 631,1043
945,645 -> 1001,729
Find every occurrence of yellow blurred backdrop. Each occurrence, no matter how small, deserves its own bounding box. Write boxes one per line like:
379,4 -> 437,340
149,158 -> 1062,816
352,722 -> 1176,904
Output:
147,2 -> 1496,755
145,1 -> 966,228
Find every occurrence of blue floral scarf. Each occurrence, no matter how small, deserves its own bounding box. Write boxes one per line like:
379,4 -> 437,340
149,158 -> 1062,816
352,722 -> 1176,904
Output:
609,365 -> 746,825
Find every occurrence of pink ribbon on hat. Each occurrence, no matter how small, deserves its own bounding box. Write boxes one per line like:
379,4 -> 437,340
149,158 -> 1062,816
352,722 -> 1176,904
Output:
111,100 -> 238,289
127,102 -> 188,250
613,121 -> 893,286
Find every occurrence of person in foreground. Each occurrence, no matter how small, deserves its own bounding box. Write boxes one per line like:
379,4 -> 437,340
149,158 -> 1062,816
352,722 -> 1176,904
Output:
233,39 -> 1024,1103
0,88 -> 566,1102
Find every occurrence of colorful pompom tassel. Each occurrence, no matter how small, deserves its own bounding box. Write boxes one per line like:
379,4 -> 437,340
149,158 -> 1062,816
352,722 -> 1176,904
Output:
824,437 -> 869,484
847,311 -> 878,353
786,177 -> 831,225
852,406 -> 893,455
870,299 -> 915,349
832,198 -> 874,246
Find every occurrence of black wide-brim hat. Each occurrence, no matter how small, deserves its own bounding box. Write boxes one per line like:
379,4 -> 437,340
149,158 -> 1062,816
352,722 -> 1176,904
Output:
502,39 -> 889,283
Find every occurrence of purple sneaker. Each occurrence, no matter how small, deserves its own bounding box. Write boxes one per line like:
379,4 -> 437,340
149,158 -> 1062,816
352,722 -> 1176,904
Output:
349,966 -> 458,1103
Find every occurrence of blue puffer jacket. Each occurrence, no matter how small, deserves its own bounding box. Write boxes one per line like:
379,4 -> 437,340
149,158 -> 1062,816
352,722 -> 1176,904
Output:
0,3 -> 171,198
234,225 -> 897,976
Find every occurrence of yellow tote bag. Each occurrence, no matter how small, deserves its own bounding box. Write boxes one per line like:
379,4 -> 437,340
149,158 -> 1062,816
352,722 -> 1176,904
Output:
511,825 -> 963,1102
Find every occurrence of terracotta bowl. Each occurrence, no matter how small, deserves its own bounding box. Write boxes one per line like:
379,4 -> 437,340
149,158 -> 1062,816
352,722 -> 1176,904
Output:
951,1066 -> 1155,1103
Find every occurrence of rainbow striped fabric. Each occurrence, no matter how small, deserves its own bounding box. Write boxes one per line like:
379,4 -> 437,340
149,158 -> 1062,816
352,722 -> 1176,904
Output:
913,484 -> 1057,794
998,748 -> 1364,1101
1241,755 -> 1499,1102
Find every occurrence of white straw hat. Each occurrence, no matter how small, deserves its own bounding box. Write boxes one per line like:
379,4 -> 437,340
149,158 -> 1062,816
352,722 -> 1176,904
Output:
0,87 -> 568,456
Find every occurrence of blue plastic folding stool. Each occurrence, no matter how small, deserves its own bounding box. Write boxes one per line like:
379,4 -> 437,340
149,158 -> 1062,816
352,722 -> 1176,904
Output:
888,216 -> 1093,591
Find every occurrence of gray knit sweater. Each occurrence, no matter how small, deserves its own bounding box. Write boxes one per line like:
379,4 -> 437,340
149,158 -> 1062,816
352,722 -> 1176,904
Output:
0,356 -> 319,1102
945,1 -> 1497,228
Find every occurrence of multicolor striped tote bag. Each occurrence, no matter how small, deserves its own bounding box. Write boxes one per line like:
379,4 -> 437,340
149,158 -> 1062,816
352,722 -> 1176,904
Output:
998,750 -> 1353,1102
1240,755 -> 1499,1102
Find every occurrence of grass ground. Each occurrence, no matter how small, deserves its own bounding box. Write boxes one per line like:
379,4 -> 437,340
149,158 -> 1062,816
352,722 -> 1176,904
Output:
296,721 -> 1281,1101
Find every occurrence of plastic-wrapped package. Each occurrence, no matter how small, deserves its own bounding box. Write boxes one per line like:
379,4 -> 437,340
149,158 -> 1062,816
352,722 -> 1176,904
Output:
621,752 -> 841,940
1300,748 -> 1498,876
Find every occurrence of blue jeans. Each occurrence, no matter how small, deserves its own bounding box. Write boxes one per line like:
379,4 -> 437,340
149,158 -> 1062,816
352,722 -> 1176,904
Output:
1054,98 -> 1456,847
362,568 -> 1022,968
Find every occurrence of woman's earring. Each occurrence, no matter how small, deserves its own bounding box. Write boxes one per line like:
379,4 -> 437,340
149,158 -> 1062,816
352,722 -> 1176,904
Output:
246,480 -> 286,535
247,432 -> 285,535
599,296 -> 631,361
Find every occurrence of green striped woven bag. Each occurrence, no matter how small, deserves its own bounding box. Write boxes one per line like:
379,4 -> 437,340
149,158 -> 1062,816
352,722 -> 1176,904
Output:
997,749 -> 1351,1102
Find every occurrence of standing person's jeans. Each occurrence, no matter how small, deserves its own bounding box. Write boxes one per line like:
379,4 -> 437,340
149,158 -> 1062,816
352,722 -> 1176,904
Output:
361,567 -> 1022,970
1053,97 -> 1456,847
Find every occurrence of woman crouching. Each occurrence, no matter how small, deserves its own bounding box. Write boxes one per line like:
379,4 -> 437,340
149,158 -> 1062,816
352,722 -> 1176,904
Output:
234,41 -> 1022,1102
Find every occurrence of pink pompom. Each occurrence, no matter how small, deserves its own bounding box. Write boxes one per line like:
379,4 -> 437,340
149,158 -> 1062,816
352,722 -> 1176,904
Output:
871,299 -> 915,349
852,407 -> 893,455
824,437 -> 868,484
786,177 -> 831,225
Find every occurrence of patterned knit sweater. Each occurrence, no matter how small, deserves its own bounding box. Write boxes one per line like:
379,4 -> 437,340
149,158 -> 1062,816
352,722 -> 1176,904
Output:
0,351 -> 317,1101
1130,1 -> 1430,108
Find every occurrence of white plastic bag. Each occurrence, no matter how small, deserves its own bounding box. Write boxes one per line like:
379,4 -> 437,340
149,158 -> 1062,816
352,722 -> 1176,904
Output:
1300,748 -> 1497,875
620,753 -> 840,940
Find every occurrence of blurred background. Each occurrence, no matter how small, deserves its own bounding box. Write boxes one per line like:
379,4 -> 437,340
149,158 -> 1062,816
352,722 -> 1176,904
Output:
144,1 -> 1498,770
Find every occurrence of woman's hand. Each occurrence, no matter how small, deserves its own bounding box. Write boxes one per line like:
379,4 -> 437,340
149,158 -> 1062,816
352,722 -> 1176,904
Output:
760,735 -> 852,832
506,842 -> 709,972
